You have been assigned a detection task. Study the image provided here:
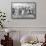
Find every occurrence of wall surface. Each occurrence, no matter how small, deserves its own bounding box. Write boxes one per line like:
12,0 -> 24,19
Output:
0,0 -> 46,46
0,0 -> 46,27
0,0 -> 46,32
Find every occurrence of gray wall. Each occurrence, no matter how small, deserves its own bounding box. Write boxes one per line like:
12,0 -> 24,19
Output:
0,0 -> 46,46
0,0 -> 46,27
0,0 -> 46,32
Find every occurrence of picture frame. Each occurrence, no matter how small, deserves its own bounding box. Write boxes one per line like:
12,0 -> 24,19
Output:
11,2 -> 36,19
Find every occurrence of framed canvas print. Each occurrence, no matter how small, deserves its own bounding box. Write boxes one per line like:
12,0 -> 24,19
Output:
11,2 -> 36,19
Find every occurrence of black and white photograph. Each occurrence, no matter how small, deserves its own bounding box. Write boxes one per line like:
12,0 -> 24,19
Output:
11,2 -> 36,19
